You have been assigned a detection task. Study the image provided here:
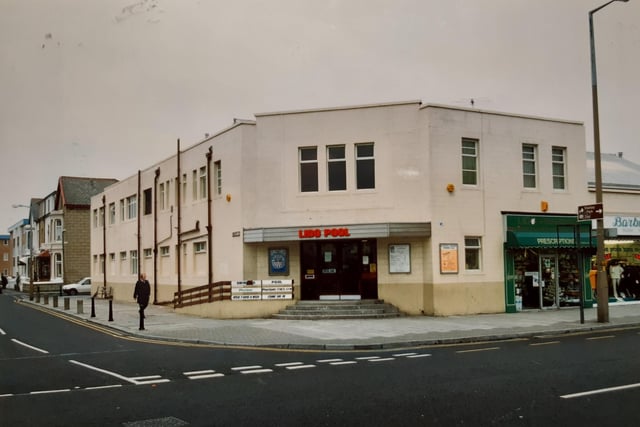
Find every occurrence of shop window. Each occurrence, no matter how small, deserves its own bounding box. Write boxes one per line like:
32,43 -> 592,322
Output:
461,138 -> 478,185
522,144 -> 537,189
327,145 -> 346,191
299,147 -> 318,192
464,237 -> 482,270
356,143 -> 375,190
552,147 -> 566,190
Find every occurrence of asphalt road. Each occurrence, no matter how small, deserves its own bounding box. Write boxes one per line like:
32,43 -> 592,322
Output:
2,292 -> 640,426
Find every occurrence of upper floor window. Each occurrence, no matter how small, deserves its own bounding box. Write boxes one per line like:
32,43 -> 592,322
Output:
464,237 -> 482,271
522,144 -> 537,189
93,209 -> 98,228
552,147 -> 566,190
461,138 -> 478,186
199,167 -> 207,200
194,241 -> 207,253
299,147 -> 318,192
143,188 -> 152,215
192,169 -> 198,201
109,202 -> 116,225
181,173 -> 187,204
327,145 -> 346,191
126,195 -> 137,220
214,161 -> 222,196
120,199 -> 125,221
54,219 -> 62,242
356,143 -> 375,190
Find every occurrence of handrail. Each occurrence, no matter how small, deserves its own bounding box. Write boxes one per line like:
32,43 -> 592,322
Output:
173,281 -> 231,308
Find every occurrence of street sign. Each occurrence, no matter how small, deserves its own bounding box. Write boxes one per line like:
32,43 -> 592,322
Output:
578,203 -> 603,221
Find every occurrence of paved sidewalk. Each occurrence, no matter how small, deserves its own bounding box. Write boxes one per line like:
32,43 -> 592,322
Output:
12,290 -> 640,350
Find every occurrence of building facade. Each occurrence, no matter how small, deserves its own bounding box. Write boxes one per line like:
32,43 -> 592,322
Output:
0,234 -> 10,277
91,100 -> 602,318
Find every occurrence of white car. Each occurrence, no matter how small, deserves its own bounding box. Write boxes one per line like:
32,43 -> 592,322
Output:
62,277 -> 92,295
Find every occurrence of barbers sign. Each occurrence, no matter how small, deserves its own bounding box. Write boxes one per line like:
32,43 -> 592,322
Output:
604,215 -> 640,236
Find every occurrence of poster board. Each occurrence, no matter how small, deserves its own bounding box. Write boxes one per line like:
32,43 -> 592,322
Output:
439,243 -> 459,274
389,244 -> 411,273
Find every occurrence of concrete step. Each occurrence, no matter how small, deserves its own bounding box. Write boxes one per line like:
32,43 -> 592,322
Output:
273,299 -> 402,320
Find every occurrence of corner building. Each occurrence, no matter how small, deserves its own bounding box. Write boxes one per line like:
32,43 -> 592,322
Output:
91,100 -> 592,317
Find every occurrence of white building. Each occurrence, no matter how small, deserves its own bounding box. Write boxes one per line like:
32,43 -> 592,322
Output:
91,100 -> 595,317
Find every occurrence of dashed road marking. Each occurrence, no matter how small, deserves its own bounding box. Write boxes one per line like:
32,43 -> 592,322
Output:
355,356 -> 380,360
456,347 -> 500,354
69,360 -> 169,385
561,382 -> 640,399
393,353 -> 417,357
407,354 -> 432,359
30,389 -> 70,395
231,365 -> 262,371
11,338 -> 49,354
317,358 -> 343,363
0,327 -> 6,335
285,365 -> 315,370
369,358 -> 395,362
240,369 -> 274,374
586,335 -> 615,341
330,361 -> 358,366
530,341 -> 560,346
275,362 -> 305,367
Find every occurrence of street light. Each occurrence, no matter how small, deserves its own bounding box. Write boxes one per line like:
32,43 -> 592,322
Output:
589,0 -> 629,323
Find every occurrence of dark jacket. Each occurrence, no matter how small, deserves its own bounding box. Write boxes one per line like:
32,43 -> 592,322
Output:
134,279 -> 151,306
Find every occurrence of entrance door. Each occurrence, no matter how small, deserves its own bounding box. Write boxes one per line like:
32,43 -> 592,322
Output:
300,240 -> 378,300
539,255 -> 559,308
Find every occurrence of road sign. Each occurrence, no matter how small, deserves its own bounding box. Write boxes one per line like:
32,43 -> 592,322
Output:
578,203 -> 603,221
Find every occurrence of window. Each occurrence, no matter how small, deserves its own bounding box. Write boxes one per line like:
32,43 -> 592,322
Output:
192,170 -> 198,200
159,183 -> 165,210
54,219 -> 62,241
552,147 -> 566,190
165,180 -> 171,207
144,248 -> 153,258
54,253 -> 62,277
3,253 -> 8,261
109,203 -> 116,225
99,254 -> 105,274
160,246 -> 170,257
522,144 -> 537,189
181,173 -> 187,204
120,251 -> 127,260
130,250 -> 138,275
126,195 -> 137,219
143,188 -> 152,215
199,167 -> 207,199
327,145 -> 346,191
214,161 -> 222,196
462,138 -> 478,185
194,241 -> 206,253
93,209 -> 98,228
356,143 -> 375,189
299,147 -> 318,192
98,207 -> 104,227
464,237 -> 482,270
120,199 -> 125,221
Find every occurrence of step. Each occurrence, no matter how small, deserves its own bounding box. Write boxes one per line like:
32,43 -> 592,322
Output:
273,299 -> 402,319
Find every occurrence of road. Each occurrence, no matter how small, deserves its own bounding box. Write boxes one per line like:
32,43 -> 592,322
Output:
1,292 -> 640,426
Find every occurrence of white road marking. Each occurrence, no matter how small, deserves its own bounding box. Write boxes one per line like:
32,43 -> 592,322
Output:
275,362 -> 304,367
561,382 -> 640,399
369,358 -> 395,362
240,369 -> 273,374
0,327 -> 6,335
11,338 -> 49,354
330,361 -> 357,366
188,373 -> 225,380
184,370 -> 216,376
530,341 -> 560,346
355,356 -> 380,360
456,347 -> 500,354
0,394 -> 14,398
84,385 -> 123,391
586,335 -> 615,341
285,365 -> 315,370
231,365 -> 262,371
393,353 -> 417,357
407,354 -> 432,359
317,358 -> 343,363
30,389 -> 70,395
69,360 -> 169,385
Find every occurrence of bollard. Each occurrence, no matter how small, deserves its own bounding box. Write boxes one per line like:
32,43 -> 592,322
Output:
77,300 -> 83,314
35,294 -> 40,303
44,295 -> 49,305
64,297 -> 70,310
53,295 -> 58,308
91,297 -> 96,318
59,285 -> 63,297
108,299 -> 114,322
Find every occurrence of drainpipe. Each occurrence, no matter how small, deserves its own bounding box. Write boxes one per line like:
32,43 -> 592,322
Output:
153,167 -> 160,304
176,139 -> 182,299
206,146 -> 213,285
102,195 -> 107,296
137,170 -> 142,283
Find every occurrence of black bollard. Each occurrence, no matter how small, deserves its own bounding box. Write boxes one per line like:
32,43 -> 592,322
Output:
91,297 -> 96,318
108,299 -> 113,322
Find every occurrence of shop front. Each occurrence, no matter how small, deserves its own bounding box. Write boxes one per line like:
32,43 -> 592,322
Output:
603,215 -> 640,300
503,214 -> 595,313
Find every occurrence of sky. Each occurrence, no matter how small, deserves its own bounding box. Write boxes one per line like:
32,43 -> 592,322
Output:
1,0 -> 638,231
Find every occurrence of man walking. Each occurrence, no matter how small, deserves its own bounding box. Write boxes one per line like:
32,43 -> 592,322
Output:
133,273 -> 151,330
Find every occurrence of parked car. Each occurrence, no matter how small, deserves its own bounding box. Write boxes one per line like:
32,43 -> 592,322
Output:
62,277 -> 92,295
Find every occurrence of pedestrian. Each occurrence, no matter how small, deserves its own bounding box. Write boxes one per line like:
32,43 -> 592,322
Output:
133,273 -> 151,330
0,273 -> 6,293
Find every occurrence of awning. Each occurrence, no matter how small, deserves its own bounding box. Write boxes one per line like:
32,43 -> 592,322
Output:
505,231 -> 594,249
18,256 -> 29,265
37,250 -> 50,258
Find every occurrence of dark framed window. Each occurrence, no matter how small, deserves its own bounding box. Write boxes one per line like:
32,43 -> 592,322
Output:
327,145 -> 346,191
299,147 -> 318,192
356,143 -> 375,189
552,147 -> 566,190
143,188 -> 152,215
461,138 -> 478,185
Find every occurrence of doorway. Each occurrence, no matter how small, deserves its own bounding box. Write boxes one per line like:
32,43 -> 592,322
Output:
539,254 -> 558,308
300,240 -> 378,300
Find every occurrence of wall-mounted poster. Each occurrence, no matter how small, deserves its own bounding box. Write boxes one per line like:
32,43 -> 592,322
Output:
439,243 -> 459,274
389,244 -> 411,273
268,248 -> 289,275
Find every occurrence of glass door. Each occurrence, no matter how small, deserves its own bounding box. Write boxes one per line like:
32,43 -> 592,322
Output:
540,254 -> 558,308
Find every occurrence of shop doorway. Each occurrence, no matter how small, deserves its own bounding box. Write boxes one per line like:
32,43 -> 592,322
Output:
539,254 -> 559,307
300,240 -> 378,300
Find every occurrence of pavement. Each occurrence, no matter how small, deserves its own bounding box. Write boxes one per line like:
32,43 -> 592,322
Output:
7,289 -> 640,350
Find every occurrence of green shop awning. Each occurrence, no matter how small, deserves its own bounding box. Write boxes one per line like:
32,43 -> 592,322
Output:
505,230 -> 594,249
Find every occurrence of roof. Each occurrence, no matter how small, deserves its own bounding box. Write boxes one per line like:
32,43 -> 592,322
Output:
587,152 -> 640,192
56,176 -> 118,208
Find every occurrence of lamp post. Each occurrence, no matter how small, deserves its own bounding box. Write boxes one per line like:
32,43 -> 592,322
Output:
589,0 -> 629,323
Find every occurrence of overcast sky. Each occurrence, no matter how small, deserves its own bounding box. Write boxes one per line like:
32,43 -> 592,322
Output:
1,0 -> 638,230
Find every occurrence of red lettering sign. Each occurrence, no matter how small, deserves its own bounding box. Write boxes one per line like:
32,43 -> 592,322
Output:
298,227 -> 351,239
